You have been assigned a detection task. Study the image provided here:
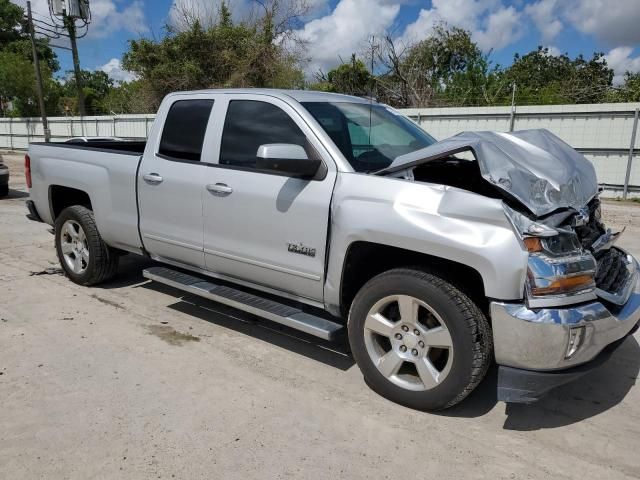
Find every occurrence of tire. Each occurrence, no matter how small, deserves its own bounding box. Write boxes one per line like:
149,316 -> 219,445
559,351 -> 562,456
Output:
348,268 -> 492,411
0,183 -> 8,198
54,205 -> 119,286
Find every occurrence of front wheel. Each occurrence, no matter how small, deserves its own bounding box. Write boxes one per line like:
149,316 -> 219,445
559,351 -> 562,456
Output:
348,268 -> 492,410
55,205 -> 119,286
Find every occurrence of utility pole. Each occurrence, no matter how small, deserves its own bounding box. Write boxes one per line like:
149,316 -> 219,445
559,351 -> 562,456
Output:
26,1 -> 51,142
623,108 -> 639,200
508,82 -> 517,132
64,14 -> 86,116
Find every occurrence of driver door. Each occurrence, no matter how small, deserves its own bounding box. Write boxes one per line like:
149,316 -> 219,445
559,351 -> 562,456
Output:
202,95 -> 337,302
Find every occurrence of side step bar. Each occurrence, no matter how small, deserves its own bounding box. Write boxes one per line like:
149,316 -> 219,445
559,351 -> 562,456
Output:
143,266 -> 344,341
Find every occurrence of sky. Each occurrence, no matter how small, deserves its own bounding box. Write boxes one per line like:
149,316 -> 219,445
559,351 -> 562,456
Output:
14,0 -> 640,85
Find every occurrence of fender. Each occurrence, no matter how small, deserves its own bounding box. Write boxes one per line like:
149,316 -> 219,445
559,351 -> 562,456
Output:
324,173 -> 528,315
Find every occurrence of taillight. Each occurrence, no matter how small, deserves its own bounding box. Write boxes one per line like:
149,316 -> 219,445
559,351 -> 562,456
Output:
25,154 -> 32,188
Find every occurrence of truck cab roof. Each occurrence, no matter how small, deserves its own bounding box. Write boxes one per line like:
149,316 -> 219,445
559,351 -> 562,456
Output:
164,88 -> 374,105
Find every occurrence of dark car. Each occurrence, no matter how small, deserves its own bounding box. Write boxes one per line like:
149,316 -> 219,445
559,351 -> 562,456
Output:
0,155 -> 8,198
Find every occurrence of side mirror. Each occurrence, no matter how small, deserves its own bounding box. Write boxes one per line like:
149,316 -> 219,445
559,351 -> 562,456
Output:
256,144 -> 321,178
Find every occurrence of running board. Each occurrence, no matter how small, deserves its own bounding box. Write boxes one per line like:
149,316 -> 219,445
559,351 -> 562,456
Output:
143,266 -> 343,341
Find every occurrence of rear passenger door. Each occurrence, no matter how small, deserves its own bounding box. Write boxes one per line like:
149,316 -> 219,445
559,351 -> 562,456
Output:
138,96 -> 216,269
202,95 -> 337,302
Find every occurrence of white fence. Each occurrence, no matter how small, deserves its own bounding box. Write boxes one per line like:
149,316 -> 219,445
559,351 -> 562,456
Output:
0,113 -> 156,150
1,103 -> 639,197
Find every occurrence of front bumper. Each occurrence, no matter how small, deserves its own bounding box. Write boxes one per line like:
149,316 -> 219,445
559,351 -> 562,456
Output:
496,329 -> 635,403
490,255 -> 640,401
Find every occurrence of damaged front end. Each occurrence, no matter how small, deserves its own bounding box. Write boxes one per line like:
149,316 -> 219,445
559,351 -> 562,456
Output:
505,198 -> 635,309
377,128 -> 640,402
376,128 -> 635,309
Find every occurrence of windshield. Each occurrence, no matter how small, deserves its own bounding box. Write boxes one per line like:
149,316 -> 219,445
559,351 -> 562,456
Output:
302,102 -> 436,172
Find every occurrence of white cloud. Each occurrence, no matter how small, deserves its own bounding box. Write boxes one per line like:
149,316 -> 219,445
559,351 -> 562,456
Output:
87,0 -> 148,38
474,6 -> 522,51
293,0 -> 400,74
525,0 -> 562,43
14,0 -> 148,39
605,46 -> 640,86
526,0 -> 640,46
98,58 -> 138,83
565,0 -> 640,46
398,0 -> 524,52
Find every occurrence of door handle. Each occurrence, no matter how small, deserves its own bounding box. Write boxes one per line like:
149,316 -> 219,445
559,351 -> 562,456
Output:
143,173 -> 163,184
206,183 -> 233,196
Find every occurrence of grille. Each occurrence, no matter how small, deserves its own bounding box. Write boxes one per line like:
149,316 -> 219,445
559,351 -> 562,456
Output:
575,198 -> 605,250
595,248 -> 629,293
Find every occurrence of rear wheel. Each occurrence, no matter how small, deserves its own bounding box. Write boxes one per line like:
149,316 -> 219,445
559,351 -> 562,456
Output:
348,268 -> 492,410
55,205 -> 119,285
0,183 -> 8,198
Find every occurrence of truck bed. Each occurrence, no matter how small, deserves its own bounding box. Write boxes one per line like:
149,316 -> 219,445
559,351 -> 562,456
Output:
31,140 -> 147,155
27,141 -> 145,254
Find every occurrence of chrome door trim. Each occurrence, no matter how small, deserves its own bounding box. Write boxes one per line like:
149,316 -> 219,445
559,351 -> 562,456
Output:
203,247 -> 322,281
144,233 -> 203,252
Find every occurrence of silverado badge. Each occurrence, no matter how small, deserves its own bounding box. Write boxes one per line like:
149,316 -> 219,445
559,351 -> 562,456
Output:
287,242 -> 316,257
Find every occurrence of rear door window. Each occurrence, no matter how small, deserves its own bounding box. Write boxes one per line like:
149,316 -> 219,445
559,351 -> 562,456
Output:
159,99 -> 214,161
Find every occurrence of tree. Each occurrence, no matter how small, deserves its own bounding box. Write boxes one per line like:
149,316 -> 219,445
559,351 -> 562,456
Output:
0,51 -> 34,116
100,80 -> 155,114
0,0 -> 59,71
56,70 -> 118,115
122,1 -> 306,107
0,0 -> 60,116
501,47 -> 614,104
0,0 -> 23,47
311,54 -> 372,96
373,24 -> 501,107
614,72 -> 640,102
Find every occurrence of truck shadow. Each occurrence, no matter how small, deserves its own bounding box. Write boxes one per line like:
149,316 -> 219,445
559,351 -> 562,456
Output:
100,255 -> 354,370
443,335 -> 640,429
3,189 -> 29,199
98,254 -> 158,289
164,292 -> 354,371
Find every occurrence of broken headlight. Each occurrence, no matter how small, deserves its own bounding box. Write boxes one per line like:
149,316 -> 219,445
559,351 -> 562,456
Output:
524,235 -> 596,301
523,232 -> 583,257
504,204 -> 597,303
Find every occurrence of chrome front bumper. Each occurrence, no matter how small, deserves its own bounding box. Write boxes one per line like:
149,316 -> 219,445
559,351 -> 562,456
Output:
490,257 -> 640,371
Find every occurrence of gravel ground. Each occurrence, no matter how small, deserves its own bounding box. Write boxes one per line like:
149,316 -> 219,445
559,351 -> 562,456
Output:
1,151 -> 639,479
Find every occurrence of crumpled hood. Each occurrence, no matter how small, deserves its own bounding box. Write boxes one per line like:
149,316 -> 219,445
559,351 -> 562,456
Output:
377,129 -> 598,217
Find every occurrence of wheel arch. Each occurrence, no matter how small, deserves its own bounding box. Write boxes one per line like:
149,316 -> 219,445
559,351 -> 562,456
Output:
338,241 -> 488,318
49,185 -> 93,220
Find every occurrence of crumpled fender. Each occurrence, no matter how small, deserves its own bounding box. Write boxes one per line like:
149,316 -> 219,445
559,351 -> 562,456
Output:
323,173 -> 528,315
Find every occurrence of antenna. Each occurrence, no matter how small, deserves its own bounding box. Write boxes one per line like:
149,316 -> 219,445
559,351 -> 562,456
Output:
368,36 -> 377,149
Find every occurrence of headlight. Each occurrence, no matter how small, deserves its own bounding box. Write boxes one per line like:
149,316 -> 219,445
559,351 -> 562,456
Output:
525,241 -> 597,301
504,204 -> 598,304
523,232 -> 582,257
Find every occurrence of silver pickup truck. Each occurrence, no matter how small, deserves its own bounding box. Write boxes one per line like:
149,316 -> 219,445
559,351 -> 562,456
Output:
25,89 -> 640,410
